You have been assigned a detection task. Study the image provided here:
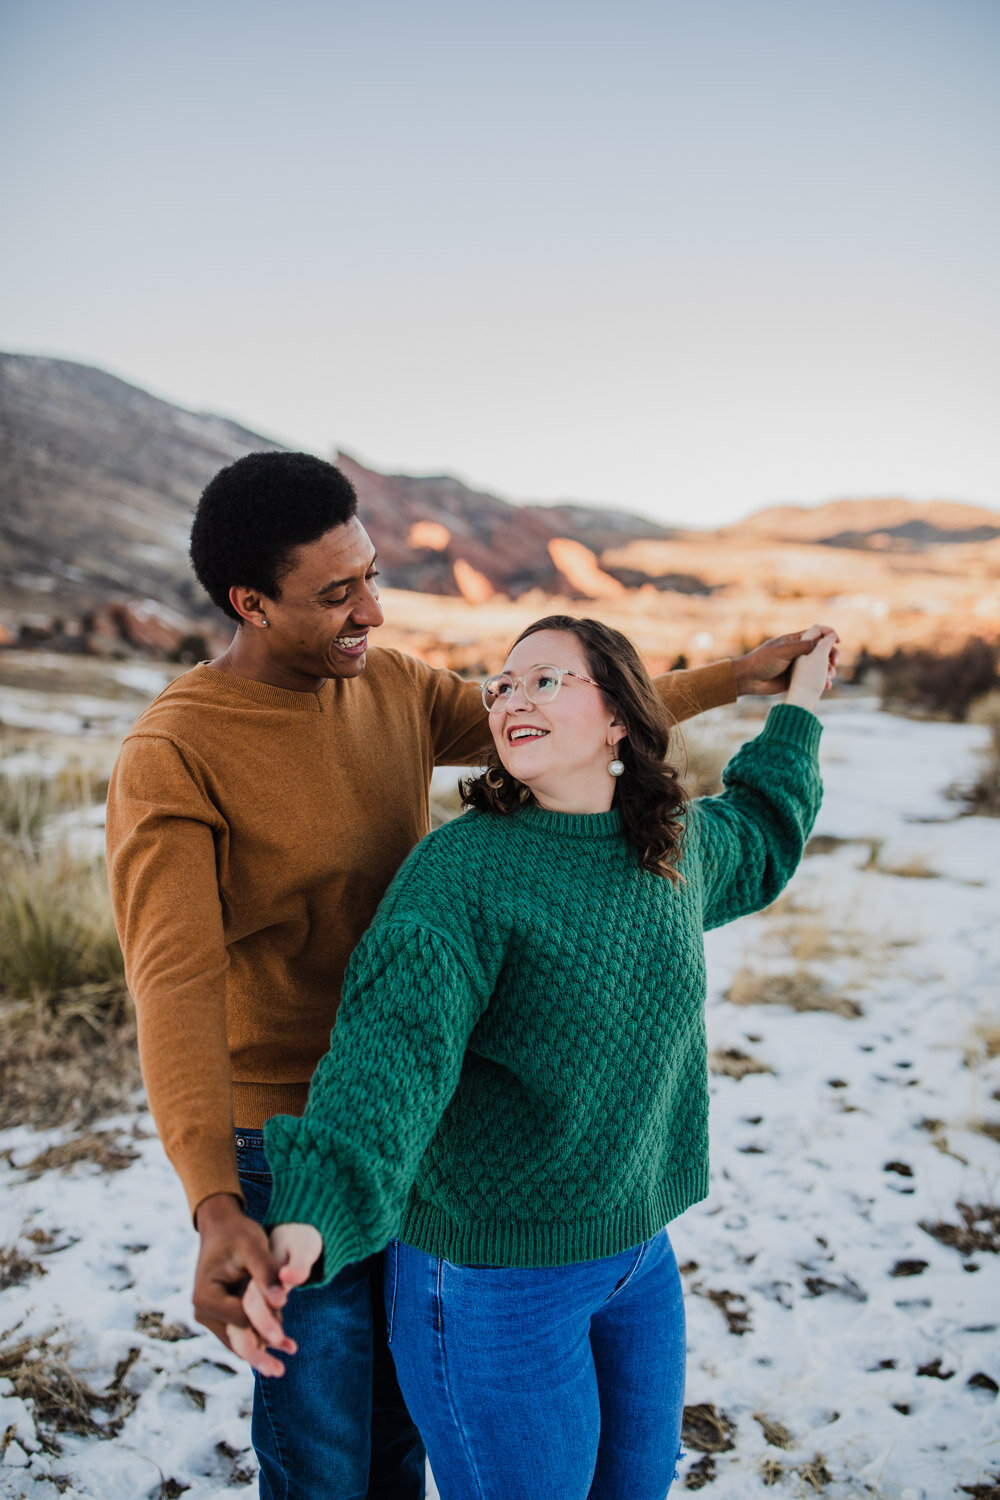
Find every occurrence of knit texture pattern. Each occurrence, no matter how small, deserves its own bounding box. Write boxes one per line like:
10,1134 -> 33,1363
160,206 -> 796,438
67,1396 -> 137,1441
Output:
106,651 -> 736,1216
265,702 -> 822,1278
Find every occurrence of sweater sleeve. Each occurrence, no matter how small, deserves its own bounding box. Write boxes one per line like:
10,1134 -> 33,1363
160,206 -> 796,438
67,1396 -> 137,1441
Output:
415,655 -> 739,768
105,734 -> 238,1216
656,659 -> 738,724
263,915 -> 490,1284
693,703 -> 823,931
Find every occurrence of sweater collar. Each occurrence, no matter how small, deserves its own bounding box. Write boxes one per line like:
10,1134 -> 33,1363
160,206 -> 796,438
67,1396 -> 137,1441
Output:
513,803 -> 623,840
195,663 -> 334,712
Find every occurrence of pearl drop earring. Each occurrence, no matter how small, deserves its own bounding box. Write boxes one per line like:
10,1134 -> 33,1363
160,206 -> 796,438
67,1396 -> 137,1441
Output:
608,758 -> 625,777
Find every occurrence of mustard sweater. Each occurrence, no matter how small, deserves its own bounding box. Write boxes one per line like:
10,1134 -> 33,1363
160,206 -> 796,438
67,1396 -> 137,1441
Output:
105,649 -> 736,1214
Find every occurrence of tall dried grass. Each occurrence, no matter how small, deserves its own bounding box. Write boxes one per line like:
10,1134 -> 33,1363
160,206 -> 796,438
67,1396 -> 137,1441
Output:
0,765 -> 138,1130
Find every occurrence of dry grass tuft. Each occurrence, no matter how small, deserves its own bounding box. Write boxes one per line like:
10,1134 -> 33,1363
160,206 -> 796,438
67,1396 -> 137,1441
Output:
958,1478 -> 1000,1499
135,1311 -> 197,1342
803,834 -> 851,856
673,719 -> 745,801
0,845 -> 125,1008
17,1130 -> 140,1180
0,1002 -> 141,1131
920,1202 -> 1000,1256
709,1047 -> 774,1081
684,1454 -> 717,1490
972,1021 -> 1000,1061
0,1237 -> 47,1292
703,1287 -> 752,1336
682,1402 -> 737,1454
0,1324 -> 139,1452
761,1456 -> 785,1486
754,1413 -> 795,1449
767,917 -> 839,963
726,967 -> 863,1020
863,838 -> 940,879
950,690 -> 1000,817
797,1453 -> 833,1491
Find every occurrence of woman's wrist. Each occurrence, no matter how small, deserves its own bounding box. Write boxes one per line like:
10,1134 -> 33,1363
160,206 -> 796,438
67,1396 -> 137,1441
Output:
783,686 -> 822,713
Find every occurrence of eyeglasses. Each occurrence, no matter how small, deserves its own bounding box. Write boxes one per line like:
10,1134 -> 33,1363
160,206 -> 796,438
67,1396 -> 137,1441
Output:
481,664 -> 603,712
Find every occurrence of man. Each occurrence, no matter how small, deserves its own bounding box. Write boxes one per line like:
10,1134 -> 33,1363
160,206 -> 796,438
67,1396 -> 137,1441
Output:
106,451 -> 836,1499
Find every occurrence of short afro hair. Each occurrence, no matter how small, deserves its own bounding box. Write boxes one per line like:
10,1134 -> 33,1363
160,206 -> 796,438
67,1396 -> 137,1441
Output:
190,452 -> 359,620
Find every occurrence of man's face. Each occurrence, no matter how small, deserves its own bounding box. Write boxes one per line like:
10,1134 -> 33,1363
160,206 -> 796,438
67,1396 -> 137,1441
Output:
252,519 -> 384,682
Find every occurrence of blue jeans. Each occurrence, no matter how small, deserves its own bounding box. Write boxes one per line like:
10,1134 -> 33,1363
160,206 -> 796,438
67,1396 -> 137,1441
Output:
236,1129 -> 426,1500
384,1228 -> 686,1500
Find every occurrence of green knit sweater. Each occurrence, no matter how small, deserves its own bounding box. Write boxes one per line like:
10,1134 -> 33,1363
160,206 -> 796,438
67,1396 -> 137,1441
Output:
265,703 -> 822,1279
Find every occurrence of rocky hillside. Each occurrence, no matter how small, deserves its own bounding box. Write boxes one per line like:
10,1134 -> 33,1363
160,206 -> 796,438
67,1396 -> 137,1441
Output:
1,352 -> 997,666
0,354 -> 673,647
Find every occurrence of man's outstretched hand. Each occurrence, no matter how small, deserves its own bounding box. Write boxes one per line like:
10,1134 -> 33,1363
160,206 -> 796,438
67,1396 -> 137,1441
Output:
733,626 -> 840,696
192,1193 -> 294,1374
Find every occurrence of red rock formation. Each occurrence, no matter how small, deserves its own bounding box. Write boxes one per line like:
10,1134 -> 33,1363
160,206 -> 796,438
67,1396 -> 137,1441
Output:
547,538 -> 626,600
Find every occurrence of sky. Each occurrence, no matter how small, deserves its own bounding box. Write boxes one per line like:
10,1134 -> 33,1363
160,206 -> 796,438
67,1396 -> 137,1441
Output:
1,0 -> 998,527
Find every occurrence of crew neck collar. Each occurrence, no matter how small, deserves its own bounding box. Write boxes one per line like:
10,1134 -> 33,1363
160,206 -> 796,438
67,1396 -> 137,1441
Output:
195,662 -> 336,711
514,803 -> 623,839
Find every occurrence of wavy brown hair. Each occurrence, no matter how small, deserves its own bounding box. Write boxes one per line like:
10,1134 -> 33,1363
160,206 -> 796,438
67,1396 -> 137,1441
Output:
461,615 -> 689,880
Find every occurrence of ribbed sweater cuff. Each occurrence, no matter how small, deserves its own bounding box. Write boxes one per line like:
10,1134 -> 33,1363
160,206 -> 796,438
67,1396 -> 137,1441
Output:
264,1171 -> 364,1288
760,702 -> 823,754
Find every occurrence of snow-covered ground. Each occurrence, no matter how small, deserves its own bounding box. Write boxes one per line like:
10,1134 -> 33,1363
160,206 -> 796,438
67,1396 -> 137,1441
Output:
1,701 -> 998,1498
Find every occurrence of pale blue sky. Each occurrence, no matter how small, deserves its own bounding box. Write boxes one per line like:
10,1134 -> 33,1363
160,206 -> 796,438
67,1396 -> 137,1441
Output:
2,0 -> 998,524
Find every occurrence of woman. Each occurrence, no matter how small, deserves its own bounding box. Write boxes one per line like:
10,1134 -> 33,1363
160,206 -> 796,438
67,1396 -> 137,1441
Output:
232,615 -> 835,1499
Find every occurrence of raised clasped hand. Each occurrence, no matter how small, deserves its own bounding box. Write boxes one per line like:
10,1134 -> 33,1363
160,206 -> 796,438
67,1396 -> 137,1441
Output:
785,625 -> 840,711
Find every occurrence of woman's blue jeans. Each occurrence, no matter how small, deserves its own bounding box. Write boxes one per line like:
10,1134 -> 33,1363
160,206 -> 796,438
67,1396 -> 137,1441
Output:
236,1129 -> 425,1500
384,1227 -> 686,1500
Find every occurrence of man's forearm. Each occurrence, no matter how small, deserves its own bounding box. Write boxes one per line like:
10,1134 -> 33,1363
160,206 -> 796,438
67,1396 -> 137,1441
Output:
655,659 -> 738,723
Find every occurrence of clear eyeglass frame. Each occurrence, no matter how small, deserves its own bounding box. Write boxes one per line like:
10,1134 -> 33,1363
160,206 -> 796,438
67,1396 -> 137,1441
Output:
481,664 -> 602,712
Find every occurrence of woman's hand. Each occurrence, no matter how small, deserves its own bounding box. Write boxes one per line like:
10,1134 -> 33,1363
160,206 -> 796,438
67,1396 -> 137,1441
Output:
225,1223 -> 323,1377
785,625 -> 839,712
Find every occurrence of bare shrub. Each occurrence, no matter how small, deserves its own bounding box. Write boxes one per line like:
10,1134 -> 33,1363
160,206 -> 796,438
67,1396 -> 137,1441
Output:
853,637 -> 1000,720
949,690 -> 1000,817
726,967 -> 863,1019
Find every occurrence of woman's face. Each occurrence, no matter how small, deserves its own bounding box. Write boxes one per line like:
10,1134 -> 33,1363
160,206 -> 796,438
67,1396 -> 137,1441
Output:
488,629 -> 626,814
